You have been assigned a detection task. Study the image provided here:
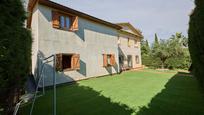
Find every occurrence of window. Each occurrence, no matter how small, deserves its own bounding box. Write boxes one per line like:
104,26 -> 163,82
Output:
62,55 -> 72,69
107,55 -> 111,65
127,55 -> 132,67
65,17 -> 71,28
60,16 -> 65,28
56,53 -> 80,71
52,11 -> 78,31
135,55 -> 140,64
103,54 -> 115,67
128,38 -> 130,47
60,16 -> 71,30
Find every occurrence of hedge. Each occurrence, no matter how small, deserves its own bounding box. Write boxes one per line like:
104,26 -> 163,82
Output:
188,0 -> 204,86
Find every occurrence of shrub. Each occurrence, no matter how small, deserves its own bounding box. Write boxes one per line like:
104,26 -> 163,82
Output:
188,0 -> 204,86
0,0 -> 32,114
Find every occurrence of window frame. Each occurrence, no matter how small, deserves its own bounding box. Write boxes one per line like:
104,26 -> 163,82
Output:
62,54 -> 72,71
135,55 -> 140,64
127,55 -> 132,67
59,15 -> 72,30
52,10 -> 78,31
128,38 -> 130,47
56,53 -> 80,72
103,54 -> 116,67
65,17 -> 71,29
107,54 -> 112,66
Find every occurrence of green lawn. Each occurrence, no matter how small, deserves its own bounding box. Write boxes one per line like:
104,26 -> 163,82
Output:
19,70 -> 204,115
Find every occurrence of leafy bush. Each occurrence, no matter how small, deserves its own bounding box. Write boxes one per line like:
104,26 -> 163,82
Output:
142,54 -> 161,68
166,48 -> 191,70
141,33 -> 190,70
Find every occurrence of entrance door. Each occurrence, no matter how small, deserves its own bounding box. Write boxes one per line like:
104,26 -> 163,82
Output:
119,55 -> 124,65
127,55 -> 132,68
135,55 -> 140,64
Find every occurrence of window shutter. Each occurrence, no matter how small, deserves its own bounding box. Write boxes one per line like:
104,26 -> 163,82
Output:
111,54 -> 116,65
71,54 -> 80,70
52,11 -> 60,28
56,53 -> 63,71
103,54 -> 108,67
70,16 -> 78,31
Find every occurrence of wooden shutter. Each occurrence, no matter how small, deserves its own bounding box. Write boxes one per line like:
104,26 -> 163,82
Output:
56,53 -> 62,71
52,11 -> 60,28
71,54 -> 80,70
103,54 -> 108,67
70,16 -> 78,31
111,54 -> 116,66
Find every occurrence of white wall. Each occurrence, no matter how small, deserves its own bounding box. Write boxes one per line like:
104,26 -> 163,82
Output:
31,4 -> 39,74
118,33 -> 142,68
32,4 -> 119,86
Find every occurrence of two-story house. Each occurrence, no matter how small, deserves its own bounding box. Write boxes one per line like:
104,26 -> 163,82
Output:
117,23 -> 143,70
27,0 -> 143,86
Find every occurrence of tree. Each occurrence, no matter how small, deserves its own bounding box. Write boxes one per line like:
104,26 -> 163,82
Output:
0,0 -> 32,114
153,39 -> 171,69
145,40 -> 150,54
141,39 -> 150,55
152,33 -> 159,51
150,32 -> 191,69
188,0 -> 204,86
154,33 -> 159,45
169,33 -> 187,56
141,39 -> 152,66
166,33 -> 190,69
149,33 -> 161,68
166,48 -> 191,70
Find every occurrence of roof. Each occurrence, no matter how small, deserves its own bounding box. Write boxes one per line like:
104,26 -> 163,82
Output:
27,0 -> 122,30
116,22 -> 143,38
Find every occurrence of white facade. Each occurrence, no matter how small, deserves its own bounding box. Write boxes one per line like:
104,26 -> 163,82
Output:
29,1 -> 143,86
118,24 -> 142,69
31,4 -> 119,86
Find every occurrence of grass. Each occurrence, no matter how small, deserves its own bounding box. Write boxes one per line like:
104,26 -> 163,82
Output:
19,69 -> 204,115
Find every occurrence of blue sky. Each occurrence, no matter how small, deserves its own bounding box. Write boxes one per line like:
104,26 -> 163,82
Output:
52,0 -> 194,43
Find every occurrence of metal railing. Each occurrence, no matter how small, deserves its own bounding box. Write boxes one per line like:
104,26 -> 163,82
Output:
29,53 -> 56,115
13,52 -> 57,115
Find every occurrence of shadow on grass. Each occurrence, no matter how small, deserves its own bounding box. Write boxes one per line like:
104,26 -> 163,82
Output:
19,83 -> 134,115
137,72 -> 204,115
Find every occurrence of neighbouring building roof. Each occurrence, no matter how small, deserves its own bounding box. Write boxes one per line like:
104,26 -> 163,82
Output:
27,0 -> 122,30
116,22 -> 143,39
